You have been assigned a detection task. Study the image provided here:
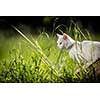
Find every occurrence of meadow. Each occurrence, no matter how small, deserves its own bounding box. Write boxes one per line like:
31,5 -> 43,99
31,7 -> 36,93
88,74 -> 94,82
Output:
0,21 -> 100,83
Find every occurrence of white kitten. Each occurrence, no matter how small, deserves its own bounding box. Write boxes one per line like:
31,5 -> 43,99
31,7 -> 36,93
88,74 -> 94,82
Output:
57,33 -> 100,67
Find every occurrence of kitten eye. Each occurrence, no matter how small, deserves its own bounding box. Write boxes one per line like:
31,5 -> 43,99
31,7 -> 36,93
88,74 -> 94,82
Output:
60,42 -> 62,45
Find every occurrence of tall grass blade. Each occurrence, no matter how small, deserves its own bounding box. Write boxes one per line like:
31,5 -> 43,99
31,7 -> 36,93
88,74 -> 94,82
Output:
11,25 -> 58,75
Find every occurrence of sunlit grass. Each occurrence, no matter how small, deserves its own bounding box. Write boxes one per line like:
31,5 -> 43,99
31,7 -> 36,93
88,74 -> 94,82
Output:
0,32 -> 78,82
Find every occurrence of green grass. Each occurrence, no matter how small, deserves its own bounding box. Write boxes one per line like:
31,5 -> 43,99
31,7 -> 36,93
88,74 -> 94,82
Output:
0,34 -> 77,82
0,22 -> 100,83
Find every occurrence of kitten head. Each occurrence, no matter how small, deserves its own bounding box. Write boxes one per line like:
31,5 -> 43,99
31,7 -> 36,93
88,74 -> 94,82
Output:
56,33 -> 75,50
56,33 -> 68,49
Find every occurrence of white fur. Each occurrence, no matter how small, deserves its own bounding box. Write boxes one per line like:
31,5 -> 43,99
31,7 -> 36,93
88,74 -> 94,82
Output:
57,33 -> 100,67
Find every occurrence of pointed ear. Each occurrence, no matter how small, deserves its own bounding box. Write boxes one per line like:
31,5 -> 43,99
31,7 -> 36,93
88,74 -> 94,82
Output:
56,34 -> 62,38
63,33 -> 68,40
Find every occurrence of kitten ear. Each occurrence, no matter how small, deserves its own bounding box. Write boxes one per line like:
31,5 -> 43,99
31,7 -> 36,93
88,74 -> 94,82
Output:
63,33 -> 68,40
56,34 -> 62,38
